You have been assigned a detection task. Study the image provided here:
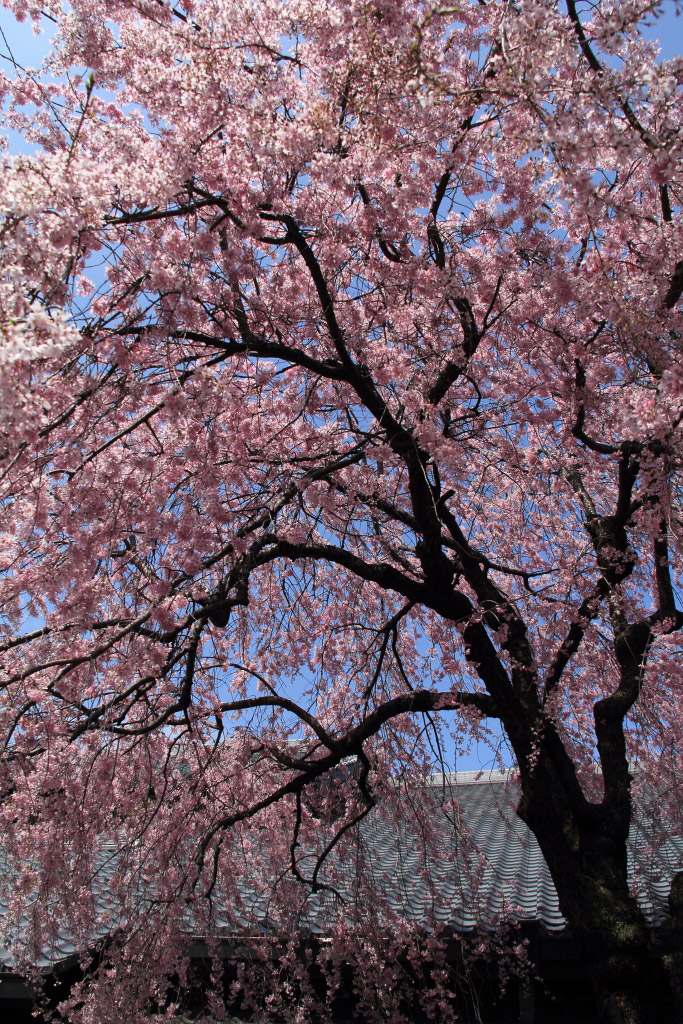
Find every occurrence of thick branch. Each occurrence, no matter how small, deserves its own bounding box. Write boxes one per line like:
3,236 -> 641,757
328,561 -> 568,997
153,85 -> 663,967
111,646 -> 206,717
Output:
545,578 -> 610,697
654,519 -> 677,619
665,260 -> 683,309
254,212 -> 455,583
193,687 -> 494,884
427,296 -> 481,406
356,182 -> 404,263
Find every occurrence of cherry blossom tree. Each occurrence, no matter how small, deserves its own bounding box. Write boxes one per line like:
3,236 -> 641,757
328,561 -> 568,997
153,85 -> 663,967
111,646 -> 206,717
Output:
1,0 -> 682,1021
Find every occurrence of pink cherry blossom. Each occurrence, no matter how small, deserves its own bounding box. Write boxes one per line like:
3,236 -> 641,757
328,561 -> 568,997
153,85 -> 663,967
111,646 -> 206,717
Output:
0,1 -> 682,1022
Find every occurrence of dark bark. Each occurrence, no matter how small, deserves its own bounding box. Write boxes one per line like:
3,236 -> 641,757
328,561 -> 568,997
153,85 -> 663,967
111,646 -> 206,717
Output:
516,757 -> 680,1024
103,184 -> 683,1023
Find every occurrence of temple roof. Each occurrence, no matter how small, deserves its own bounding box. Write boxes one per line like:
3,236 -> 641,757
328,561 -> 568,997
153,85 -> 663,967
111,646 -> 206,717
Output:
2,769 -> 682,972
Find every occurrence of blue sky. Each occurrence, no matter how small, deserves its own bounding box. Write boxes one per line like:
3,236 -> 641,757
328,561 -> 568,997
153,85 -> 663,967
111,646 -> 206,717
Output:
2,1 -> 683,72
0,1 -> 681,774
1,2 -> 682,155
0,11 -> 51,70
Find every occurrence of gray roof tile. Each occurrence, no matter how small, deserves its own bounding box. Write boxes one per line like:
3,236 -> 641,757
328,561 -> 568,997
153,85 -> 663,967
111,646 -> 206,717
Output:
2,771 -> 682,971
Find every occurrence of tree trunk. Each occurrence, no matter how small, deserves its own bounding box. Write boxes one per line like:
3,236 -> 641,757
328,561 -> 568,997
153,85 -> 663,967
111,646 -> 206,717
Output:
577,914 -> 673,1024
517,767 -> 681,1024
